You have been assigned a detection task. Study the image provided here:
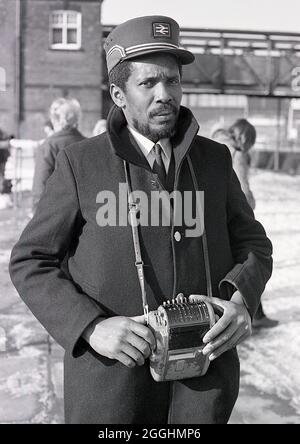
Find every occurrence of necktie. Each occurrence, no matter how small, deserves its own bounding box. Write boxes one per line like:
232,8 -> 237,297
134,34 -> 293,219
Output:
152,143 -> 166,185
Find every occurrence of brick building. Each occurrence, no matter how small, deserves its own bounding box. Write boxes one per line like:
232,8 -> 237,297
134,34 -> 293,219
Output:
0,0 -> 103,139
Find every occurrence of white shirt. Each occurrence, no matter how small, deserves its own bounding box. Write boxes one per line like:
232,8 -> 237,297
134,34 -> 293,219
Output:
128,126 -> 172,173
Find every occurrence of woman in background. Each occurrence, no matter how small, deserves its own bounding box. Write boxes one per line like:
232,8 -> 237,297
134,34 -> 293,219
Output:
32,98 -> 85,213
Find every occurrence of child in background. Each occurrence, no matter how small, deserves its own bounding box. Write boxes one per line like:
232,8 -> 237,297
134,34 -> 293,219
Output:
212,119 -> 278,329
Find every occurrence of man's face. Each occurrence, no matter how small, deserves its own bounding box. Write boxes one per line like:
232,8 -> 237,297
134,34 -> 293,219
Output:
115,54 -> 182,142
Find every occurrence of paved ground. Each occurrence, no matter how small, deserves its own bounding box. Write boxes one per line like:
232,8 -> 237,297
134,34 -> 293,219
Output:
0,193 -> 63,424
230,169 -> 300,424
0,169 -> 299,424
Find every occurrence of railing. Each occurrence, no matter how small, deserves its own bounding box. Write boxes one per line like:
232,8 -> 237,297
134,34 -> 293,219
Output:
5,139 -> 39,208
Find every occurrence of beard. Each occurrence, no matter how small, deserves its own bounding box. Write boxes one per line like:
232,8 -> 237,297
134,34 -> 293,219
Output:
132,104 -> 180,142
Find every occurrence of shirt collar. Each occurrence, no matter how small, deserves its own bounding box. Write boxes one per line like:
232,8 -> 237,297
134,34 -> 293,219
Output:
128,126 -> 172,160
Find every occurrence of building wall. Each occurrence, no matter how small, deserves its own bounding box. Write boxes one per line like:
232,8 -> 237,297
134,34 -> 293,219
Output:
0,0 -> 102,139
0,0 -> 17,136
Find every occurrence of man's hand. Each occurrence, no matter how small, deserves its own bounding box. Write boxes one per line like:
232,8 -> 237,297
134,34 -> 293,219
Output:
82,315 -> 156,368
189,292 -> 252,361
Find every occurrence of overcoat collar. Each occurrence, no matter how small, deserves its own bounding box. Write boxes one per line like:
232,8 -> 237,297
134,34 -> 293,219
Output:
106,105 -> 199,172
51,127 -> 82,140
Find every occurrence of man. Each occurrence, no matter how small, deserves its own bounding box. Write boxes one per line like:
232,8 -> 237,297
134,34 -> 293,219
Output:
32,97 -> 84,213
9,16 -> 272,424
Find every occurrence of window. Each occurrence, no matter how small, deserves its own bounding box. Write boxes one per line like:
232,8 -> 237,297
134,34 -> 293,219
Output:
50,10 -> 82,50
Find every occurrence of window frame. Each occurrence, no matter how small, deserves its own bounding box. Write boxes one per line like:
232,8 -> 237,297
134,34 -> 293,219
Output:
49,10 -> 82,51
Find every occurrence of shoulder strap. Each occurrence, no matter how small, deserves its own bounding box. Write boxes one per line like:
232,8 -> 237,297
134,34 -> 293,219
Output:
123,161 -> 149,322
123,155 -> 213,323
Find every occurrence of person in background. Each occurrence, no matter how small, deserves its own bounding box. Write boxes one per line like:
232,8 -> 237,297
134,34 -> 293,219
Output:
212,119 -> 278,329
0,128 -> 11,194
34,120 -> 55,160
92,119 -> 106,136
0,128 -> 13,208
32,98 -> 85,213
43,119 -> 54,139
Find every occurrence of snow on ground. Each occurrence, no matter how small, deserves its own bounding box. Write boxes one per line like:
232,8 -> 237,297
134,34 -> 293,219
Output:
236,169 -> 300,419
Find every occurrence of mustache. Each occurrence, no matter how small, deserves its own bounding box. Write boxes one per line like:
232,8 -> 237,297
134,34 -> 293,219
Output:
149,104 -> 179,118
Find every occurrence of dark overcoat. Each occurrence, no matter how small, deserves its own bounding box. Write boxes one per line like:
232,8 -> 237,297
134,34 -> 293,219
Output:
32,127 -> 85,212
9,106 -> 272,424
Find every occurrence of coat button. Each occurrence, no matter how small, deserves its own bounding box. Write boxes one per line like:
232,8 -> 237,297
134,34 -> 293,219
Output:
174,231 -> 181,242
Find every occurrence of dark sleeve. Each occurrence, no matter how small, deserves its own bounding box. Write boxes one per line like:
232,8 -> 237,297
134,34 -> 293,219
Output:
218,147 -> 273,317
9,150 -> 104,356
233,152 -> 256,210
32,140 -> 56,213
0,140 -> 10,162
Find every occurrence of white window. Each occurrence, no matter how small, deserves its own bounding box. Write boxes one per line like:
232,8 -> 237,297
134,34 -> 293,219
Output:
50,10 -> 82,50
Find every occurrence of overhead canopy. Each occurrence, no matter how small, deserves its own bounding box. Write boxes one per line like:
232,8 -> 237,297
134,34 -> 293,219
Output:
103,26 -> 300,98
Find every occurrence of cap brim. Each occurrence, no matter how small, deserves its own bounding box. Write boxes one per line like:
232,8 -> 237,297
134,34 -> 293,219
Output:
123,47 -> 195,65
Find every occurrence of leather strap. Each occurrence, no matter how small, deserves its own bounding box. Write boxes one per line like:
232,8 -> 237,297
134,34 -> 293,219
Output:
123,161 -> 149,322
123,155 -> 213,323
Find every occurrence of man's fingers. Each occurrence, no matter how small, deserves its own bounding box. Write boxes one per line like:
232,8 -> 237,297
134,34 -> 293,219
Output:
189,294 -> 224,317
129,318 -> 156,351
116,351 -> 136,368
202,322 -> 236,355
127,332 -> 151,359
130,315 -> 146,324
207,331 -> 242,361
202,310 -> 231,343
208,330 -> 249,361
121,343 -> 145,366
202,311 -> 251,356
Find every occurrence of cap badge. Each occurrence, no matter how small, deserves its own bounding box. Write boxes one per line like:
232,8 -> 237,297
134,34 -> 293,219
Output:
153,23 -> 171,38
